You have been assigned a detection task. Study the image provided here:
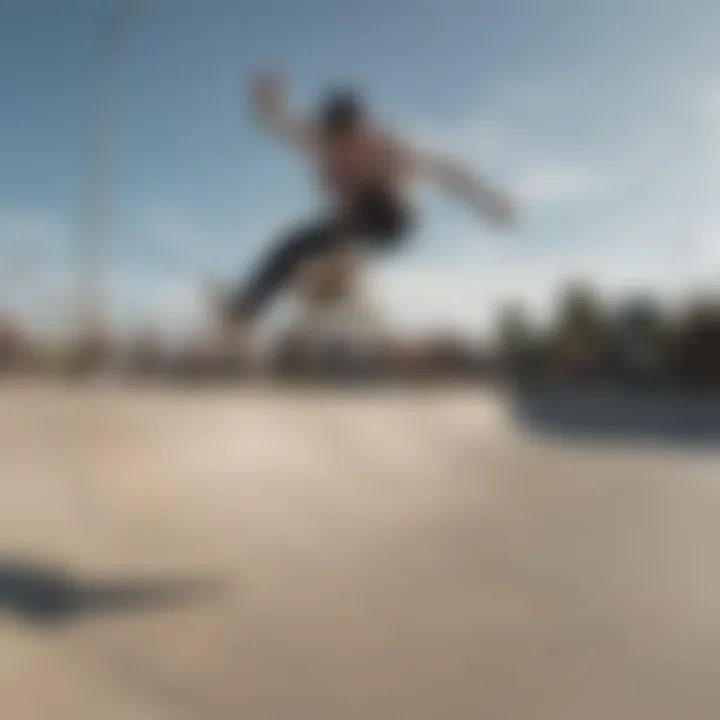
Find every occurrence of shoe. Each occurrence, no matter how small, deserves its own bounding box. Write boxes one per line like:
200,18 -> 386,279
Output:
203,280 -> 256,373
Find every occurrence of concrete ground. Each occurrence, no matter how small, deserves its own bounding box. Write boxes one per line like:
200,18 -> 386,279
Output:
0,380 -> 719,719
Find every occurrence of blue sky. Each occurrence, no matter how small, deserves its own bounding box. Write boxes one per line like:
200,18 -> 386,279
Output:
2,0 -> 720,339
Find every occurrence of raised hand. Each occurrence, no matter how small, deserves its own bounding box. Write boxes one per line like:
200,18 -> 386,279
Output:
481,189 -> 519,229
251,71 -> 286,118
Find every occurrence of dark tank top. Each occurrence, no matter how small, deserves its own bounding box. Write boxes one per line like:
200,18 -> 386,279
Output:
319,133 -> 412,245
344,182 -> 411,244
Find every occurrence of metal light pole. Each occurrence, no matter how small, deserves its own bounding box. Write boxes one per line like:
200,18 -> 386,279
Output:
76,0 -> 155,342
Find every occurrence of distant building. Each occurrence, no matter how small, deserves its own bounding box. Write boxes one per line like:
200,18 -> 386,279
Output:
70,317 -> 115,376
0,315 -> 30,371
125,330 -> 167,376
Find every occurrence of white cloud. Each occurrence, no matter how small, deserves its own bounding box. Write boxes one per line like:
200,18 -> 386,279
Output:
408,98 -> 599,211
697,80 -> 720,119
109,271 -> 208,342
0,209 -> 69,263
370,218 -> 702,341
692,79 -> 720,167
409,115 -> 507,162
139,203 -> 289,274
513,162 -> 597,206
0,209 -> 73,333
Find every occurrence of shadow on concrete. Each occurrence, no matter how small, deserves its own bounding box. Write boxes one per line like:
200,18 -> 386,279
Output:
510,385 -> 720,448
0,558 -> 225,625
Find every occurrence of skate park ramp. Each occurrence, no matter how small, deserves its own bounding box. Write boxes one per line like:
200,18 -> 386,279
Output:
1,381 -> 719,719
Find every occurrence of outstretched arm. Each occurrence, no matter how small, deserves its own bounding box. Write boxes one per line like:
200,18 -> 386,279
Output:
404,145 -> 518,228
251,72 -> 318,155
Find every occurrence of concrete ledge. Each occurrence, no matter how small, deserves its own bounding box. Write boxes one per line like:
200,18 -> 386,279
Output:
511,384 -> 720,447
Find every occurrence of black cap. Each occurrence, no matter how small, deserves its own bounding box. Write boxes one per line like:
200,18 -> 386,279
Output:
318,88 -> 364,136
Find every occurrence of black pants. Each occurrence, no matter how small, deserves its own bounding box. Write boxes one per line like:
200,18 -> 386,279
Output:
229,186 -> 411,319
